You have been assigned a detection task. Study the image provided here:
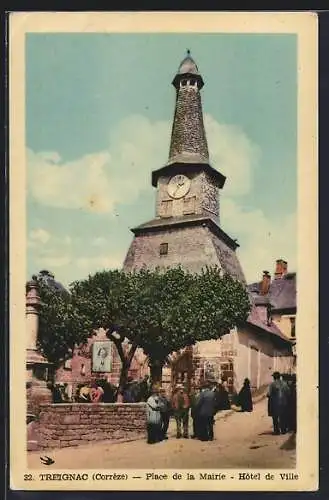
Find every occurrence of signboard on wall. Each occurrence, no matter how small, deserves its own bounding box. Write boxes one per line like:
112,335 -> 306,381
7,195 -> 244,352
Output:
92,341 -> 112,373
203,360 -> 221,381
220,349 -> 237,357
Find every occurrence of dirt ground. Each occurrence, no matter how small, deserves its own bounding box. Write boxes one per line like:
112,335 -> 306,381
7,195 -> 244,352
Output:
28,398 -> 296,470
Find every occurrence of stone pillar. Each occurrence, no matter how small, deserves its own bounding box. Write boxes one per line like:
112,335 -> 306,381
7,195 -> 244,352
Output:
26,277 -> 53,450
26,280 -> 39,350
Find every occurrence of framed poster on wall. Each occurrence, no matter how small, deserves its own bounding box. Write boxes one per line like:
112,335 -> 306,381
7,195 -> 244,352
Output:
92,341 -> 112,373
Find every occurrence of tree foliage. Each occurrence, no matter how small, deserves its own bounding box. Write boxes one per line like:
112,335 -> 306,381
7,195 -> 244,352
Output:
36,279 -> 88,365
36,266 -> 251,389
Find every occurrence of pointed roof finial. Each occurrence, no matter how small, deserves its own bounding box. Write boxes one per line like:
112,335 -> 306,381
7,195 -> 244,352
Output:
176,50 -> 200,78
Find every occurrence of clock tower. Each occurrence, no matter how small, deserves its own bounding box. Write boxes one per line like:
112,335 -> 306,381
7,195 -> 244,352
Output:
123,51 -> 245,282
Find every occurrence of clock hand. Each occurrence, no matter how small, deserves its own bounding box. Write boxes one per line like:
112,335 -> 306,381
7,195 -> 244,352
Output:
176,180 -> 186,192
174,184 -> 181,195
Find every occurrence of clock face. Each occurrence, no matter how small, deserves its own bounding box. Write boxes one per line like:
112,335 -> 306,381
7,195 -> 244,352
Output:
167,174 -> 191,199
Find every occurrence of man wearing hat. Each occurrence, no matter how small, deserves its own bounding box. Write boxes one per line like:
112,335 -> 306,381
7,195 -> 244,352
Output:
267,371 -> 290,435
171,384 -> 190,439
194,380 -> 217,441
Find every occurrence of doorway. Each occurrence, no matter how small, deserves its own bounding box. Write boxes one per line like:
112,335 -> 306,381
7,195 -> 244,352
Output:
249,346 -> 260,390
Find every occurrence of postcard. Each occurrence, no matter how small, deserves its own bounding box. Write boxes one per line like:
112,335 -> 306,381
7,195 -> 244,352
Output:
9,11 -> 318,492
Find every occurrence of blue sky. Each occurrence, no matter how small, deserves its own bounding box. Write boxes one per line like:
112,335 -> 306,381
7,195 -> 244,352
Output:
26,33 -> 297,286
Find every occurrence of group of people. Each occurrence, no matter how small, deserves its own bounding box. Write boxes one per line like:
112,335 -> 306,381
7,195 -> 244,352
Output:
146,378 -> 234,444
51,375 -> 152,405
52,370 -> 296,441
146,371 -> 297,444
267,371 -> 297,435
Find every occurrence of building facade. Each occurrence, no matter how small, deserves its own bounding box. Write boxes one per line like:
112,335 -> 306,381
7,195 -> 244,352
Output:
124,51 -> 245,282
123,51 -> 294,394
26,52 -> 295,399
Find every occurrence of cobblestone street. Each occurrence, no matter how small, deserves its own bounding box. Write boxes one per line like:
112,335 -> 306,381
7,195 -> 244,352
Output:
28,399 -> 296,470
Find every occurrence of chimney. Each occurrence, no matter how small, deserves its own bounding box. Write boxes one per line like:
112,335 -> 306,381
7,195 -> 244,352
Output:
274,259 -> 288,279
260,271 -> 271,295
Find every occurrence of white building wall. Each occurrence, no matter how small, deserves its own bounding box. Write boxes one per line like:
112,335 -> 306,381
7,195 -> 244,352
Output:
190,326 -> 293,393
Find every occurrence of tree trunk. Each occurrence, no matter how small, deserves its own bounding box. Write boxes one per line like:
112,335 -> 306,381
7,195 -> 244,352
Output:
149,359 -> 164,386
114,342 -> 138,402
116,361 -> 128,401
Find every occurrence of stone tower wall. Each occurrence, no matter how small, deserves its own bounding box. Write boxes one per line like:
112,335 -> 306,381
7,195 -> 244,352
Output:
169,85 -> 209,163
155,171 -> 219,221
123,224 -> 244,280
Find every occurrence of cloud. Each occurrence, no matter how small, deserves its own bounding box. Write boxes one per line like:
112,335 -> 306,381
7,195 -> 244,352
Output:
221,197 -> 297,282
34,253 -> 123,287
29,228 -> 51,245
27,149 -> 113,213
92,237 -> 107,247
31,244 -> 124,286
76,255 -> 123,271
27,113 -> 296,284
27,113 -> 259,215
64,236 -> 72,246
204,114 -> 261,197
36,254 -> 71,269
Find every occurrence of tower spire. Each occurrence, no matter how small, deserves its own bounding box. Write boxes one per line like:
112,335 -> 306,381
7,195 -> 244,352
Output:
168,51 -> 208,166
151,52 -> 226,189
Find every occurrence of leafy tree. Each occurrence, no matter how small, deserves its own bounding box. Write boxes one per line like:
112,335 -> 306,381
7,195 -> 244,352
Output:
35,266 -> 251,397
69,269 -> 145,396
70,266 -> 251,388
125,266 -> 251,382
35,275 -> 89,365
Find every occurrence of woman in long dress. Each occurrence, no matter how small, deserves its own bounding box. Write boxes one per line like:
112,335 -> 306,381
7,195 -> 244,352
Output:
146,386 -> 162,444
237,378 -> 253,412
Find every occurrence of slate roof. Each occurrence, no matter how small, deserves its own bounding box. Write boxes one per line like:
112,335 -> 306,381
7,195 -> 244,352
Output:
130,214 -> 239,250
247,272 -> 297,312
246,302 -> 292,344
32,270 -> 67,292
177,52 -> 200,76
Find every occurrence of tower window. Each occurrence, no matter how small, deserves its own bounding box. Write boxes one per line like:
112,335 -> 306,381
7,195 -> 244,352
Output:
183,196 -> 196,215
159,243 -> 168,256
290,317 -> 296,338
181,79 -> 187,87
161,200 -> 173,218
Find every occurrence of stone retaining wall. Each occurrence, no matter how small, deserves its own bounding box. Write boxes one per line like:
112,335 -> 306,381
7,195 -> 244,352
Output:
37,403 -> 147,450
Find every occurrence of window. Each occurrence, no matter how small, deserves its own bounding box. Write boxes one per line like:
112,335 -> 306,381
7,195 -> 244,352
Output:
181,79 -> 187,87
183,196 -> 196,215
64,358 -> 72,370
159,243 -> 168,256
290,317 -> 296,338
161,200 -> 173,218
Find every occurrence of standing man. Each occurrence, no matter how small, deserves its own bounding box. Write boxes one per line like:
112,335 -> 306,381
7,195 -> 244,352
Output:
171,384 -> 190,439
195,381 -> 217,441
158,388 -> 171,440
139,375 -> 151,402
267,371 -> 289,435
123,376 -> 136,403
219,375 -> 231,410
190,385 -> 201,439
